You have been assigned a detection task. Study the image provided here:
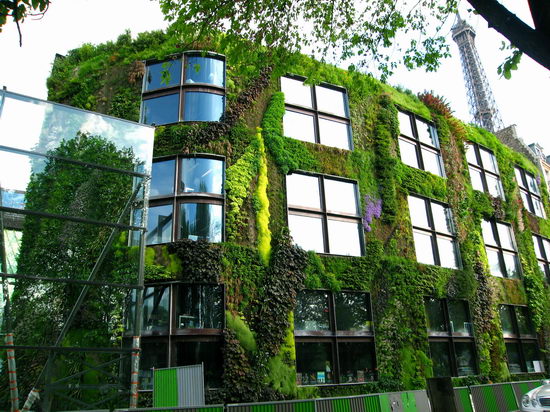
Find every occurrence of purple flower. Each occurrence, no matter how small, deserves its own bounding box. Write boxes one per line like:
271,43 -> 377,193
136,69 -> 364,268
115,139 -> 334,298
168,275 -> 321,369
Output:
363,195 -> 382,232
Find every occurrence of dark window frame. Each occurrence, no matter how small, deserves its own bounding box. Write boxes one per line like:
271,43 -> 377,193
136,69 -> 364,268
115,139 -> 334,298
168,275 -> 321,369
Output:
532,233 -> 550,282
141,51 -> 226,125
285,171 -> 365,256
482,219 -> 521,279
281,74 -> 353,151
465,142 -> 505,199
514,166 -> 546,218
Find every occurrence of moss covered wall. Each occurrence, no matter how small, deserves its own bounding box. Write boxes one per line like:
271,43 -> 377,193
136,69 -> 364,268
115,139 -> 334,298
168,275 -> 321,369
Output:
46,28 -> 550,403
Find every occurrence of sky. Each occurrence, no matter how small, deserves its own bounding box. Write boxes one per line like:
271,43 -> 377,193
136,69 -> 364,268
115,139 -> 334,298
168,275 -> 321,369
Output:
0,0 -> 548,155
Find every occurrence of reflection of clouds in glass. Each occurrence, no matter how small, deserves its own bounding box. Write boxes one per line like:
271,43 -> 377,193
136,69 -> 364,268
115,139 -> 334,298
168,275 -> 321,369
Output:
0,151 -> 33,191
0,95 -> 46,151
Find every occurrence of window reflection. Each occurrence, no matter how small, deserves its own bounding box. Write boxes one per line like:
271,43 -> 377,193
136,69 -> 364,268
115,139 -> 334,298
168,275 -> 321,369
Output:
283,110 -> 316,143
413,230 -> 435,265
430,342 -> 452,377
324,179 -> 358,215
398,111 -> 414,138
315,85 -> 348,117
281,76 -> 313,108
143,286 -> 170,332
327,219 -> 362,257
183,92 -> 224,122
296,342 -> 334,385
176,341 -> 223,388
425,298 -> 447,332
179,203 -> 222,242
515,166 -> 545,217
139,341 -> 168,390
180,157 -> 223,194
145,60 -> 182,91
288,214 -> 325,253
437,236 -> 458,269
150,159 -> 175,196
399,138 -> 419,169
295,291 -> 330,331
455,342 -> 476,376
335,292 -> 372,332
176,284 -> 223,329
318,118 -> 350,150
338,342 -> 376,382
142,94 -> 180,126
147,204 -> 173,245
185,56 -> 225,87
482,220 -> 520,278
286,174 -> 321,209
448,300 -> 472,335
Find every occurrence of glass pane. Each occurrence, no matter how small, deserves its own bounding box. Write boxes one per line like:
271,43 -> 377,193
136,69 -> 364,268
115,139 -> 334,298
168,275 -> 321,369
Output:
533,236 -> 543,259
176,284 -> 223,329
437,236 -> 459,269
295,342 -> 334,385
465,143 -> 478,166
523,342 -> 543,373
499,305 -> 515,335
146,204 -> 173,245
283,110 -> 316,143
505,342 -> 522,373
520,190 -> 530,211
338,342 -> 376,383
142,94 -> 180,125
288,214 -> 324,253
139,341 -> 168,390
318,118 -> 351,150
281,77 -> 313,108
486,248 -> 504,277
142,286 -> 170,333
144,60 -> 182,91
180,157 -> 224,194
185,56 -> 225,87
533,197 -> 545,218
430,341 -> 452,377
179,203 -> 223,242
327,219 -> 362,257
0,189 -> 25,209
150,159 -> 175,196
183,92 -> 224,122
286,174 -> 321,209
408,196 -> 429,228
3,229 -> 22,273
455,342 -> 477,376
294,290 -> 330,331
481,220 -> 497,246
421,147 -> 444,177
543,239 -> 550,258
335,292 -> 372,332
448,300 -> 472,335
480,148 -> 498,173
516,307 -> 534,336
486,174 -> 504,198
399,138 -> 419,169
425,298 -> 447,332
469,167 -> 485,192
315,85 -> 347,117
514,167 -> 526,188
416,119 -> 436,146
398,111 -> 413,138
413,230 -> 435,265
502,251 -> 520,278
324,179 -> 358,215
431,203 -> 453,234
497,223 -> 515,250
176,341 -> 223,388
526,173 -> 540,195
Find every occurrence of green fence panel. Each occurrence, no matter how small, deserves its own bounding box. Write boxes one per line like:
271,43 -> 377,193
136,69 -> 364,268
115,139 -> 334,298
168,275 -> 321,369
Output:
252,404 -> 275,412
331,398 -> 351,412
363,395 -> 381,412
454,387 -> 474,412
501,384 -> 518,410
153,368 -> 179,408
377,394 -> 391,412
294,401 -> 315,412
400,392 -> 416,412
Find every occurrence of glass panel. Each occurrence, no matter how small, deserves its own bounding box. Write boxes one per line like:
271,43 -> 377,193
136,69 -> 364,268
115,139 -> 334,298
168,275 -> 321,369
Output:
538,261 -> 548,279
425,298 -> 447,333
185,56 -> 224,87
448,300 -> 472,335
295,342 -> 334,385
431,203 -> 453,234
142,94 -> 180,125
526,173 -> 540,195
480,148 -> 498,173
2,229 -> 22,274
327,219 -> 362,256
338,342 -> 376,383
315,85 -> 347,117
413,230 -> 435,265
399,138 -> 419,169
516,307 -> 534,336
175,341 -> 223,388
417,119 -> 436,146
288,214 -> 325,253
543,239 -> 550,258
183,92 -> 224,122
455,342 -> 477,376
142,286 -> 170,333
176,285 -> 223,329
318,118 -> 351,150
180,157 -> 224,194
486,174 -> 504,198
286,174 -> 321,209
481,220 -> 497,246
523,342 -> 543,373
408,196 -> 429,228
469,167 -> 485,192
465,143 -> 478,166
515,168 -> 526,188
520,190 -> 531,211
497,223 -> 515,250
486,248 -> 504,277
179,203 -> 223,242
533,197 -> 545,218
499,305 -> 515,335
398,111 -> 413,138
421,147 -> 444,176
150,159 -> 175,196
144,60 -> 182,91
283,110 -> 316,143
505,342 -> 522,373
0,189 -> 25,209
437,236 -> 458,269
430,341 -> 452,377
146,204 -> 173,245
533,236 -> 543,259
139,341 -> 168,390
324,179 -> 358,215
502,251 -> 520,278
294,290 -> 330,331
334,292 -> 372,332
281,77 -> 313,108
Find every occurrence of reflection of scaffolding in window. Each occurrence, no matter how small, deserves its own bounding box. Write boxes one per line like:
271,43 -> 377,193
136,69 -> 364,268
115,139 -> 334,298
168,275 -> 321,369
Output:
0,89 -> 154,412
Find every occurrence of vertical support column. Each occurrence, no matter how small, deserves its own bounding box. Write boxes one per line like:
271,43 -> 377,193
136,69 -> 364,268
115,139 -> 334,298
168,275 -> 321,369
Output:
21,389 -> 40,412
5,333 -> 19,412
129,336 -> 141,408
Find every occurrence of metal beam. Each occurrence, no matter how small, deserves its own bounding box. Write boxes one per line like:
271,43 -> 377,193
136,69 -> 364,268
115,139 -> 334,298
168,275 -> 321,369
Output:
0,272 -> 144,290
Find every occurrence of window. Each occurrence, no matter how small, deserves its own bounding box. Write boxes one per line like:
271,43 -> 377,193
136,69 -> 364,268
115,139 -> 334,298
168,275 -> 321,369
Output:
425,298 -> 476,377
398,110 -> 444,177
514,166 -> 545,218
532,233 -> 550,281
126,283 -> 224,390
141,52 -> 226,125
143,155 -> 224,245
286,172 -> 363,256
465,143 -> 505,198
407,195 -> 460,269
481,220 -> 521,278
281,76 -> 352,150
499,305 -> 544,374
294,290 -> 376,385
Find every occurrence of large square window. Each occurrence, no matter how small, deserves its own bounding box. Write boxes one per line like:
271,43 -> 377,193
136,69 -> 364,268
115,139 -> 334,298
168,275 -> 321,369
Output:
465,143 -> 504,199
481,220 -> 520,278
515,166 -> 545,218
